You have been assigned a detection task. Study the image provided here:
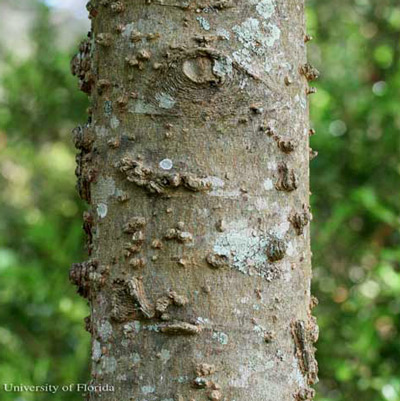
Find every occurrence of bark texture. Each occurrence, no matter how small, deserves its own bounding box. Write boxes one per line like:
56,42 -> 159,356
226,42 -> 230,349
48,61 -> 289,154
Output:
71,1 -> 319,400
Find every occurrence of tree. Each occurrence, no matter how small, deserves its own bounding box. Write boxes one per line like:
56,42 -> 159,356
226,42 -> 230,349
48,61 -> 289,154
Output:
70,1 -> 319,400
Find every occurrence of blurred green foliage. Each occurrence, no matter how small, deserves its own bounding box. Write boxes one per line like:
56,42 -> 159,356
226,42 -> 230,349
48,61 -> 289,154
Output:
308,1 -> 400,400
0,3 -> 90,401
0,1 -> 399,401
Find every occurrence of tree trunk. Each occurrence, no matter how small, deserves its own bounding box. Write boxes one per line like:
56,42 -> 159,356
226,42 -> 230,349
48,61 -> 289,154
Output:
71,1 -> 318,400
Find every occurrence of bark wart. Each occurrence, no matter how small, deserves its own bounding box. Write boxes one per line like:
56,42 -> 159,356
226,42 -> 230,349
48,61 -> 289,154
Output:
71,0 -> 318,400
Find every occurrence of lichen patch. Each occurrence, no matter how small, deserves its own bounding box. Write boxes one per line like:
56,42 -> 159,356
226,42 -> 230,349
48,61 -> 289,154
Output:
156,92 -> 176,109
254,0 -> 276,20
97,203 -> 108,219
159,158 -> 173,170
196,16 -> 211,31
232,17 -> 281,75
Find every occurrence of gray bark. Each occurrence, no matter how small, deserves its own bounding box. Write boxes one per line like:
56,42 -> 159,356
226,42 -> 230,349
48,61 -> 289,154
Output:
71,1 -> 319,400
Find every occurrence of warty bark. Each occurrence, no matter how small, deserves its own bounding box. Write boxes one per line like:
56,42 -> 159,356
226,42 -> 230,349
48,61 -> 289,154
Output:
71,1 -> 319,400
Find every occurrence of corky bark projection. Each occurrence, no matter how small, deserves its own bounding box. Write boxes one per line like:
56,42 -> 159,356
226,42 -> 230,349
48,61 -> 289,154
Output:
71,0 -> 319,400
